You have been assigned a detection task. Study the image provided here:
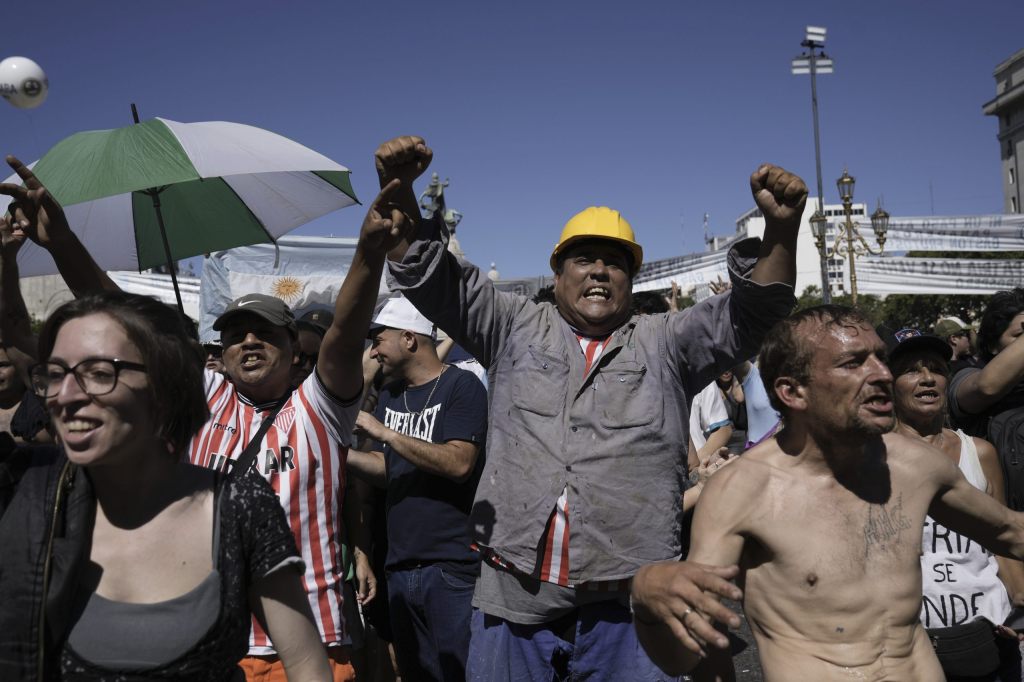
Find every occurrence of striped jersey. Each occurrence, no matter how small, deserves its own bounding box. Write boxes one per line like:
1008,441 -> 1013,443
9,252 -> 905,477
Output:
188,369 -> 359,655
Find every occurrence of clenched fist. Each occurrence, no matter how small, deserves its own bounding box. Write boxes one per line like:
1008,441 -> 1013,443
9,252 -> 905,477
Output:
375,136 -> 433,189
749,164 -> 808,231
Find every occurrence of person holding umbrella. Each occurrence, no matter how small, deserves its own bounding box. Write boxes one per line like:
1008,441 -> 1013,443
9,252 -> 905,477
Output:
0,155 -> 404,682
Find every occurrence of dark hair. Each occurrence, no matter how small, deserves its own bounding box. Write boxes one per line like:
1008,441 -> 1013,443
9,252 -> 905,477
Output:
978,288 -> 1024,361
532,285 -> 556,304
758,305 -> 871,417
631,291 -> 669,315
889,348 -> 950,385
37,291 -> 210,455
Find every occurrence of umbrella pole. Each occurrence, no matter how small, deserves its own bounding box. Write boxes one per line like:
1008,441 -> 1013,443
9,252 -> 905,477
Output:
146,190 -> 185,314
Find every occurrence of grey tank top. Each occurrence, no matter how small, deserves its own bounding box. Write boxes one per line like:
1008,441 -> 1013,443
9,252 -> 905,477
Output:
66,486 -> 224,670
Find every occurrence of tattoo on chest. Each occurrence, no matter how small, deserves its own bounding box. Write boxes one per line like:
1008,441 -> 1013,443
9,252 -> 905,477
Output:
863,493 -> 912,556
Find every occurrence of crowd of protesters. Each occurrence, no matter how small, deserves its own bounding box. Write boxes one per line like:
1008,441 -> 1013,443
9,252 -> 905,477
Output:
1,135 -> 1024,682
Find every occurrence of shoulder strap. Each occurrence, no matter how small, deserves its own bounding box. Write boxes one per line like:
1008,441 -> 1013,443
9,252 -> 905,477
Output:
230,399 -> 286,480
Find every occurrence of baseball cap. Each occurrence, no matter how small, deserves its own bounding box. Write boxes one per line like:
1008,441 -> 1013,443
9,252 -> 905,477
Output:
933,317 -> 969,339
213,293 -> 297,334
368,296 -> 436,338
297,308 -> 335,337
878,326 -> 949,364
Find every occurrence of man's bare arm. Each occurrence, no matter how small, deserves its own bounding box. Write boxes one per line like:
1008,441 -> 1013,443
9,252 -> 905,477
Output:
373,136 -> 432,263
929,446 -> 1024,561
346,447 -> 387,488
973,437 -> 1024,599
632,465 -> 747,675
355,410 -> 479,482
0,213 -> 37,382
954,333 -> 1024,414
695,425 -> 733,466
318,180 -> 407,401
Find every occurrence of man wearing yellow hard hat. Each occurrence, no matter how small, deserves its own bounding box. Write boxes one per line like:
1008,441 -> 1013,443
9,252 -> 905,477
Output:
361,135 -> 805,680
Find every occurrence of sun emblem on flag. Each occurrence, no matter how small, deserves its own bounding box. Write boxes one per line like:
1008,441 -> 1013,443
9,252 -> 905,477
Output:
270,276 -> 304,303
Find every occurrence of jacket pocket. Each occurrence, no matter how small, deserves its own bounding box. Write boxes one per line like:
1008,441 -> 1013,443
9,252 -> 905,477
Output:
599,362 -> 659,428
509,346 -> 567,417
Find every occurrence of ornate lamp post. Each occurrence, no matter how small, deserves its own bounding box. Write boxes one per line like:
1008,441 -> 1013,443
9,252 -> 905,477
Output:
831,168 -> 888,306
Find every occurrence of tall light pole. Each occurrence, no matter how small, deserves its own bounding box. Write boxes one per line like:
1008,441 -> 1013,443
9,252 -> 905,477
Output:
792,25 -> 834,303
831,168 -> 889,307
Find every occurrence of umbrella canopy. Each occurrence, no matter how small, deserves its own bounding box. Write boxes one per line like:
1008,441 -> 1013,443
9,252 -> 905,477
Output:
0,117 -> 359,277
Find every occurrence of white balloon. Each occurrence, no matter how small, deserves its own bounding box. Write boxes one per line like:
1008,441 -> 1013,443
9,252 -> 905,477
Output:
0,56 -> 48,109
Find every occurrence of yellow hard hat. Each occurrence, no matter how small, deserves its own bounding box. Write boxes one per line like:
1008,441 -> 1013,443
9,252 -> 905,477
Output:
550,206 -> 643,273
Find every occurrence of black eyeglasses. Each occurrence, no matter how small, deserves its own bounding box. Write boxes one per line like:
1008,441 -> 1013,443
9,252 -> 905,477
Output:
30,358 -> 148,399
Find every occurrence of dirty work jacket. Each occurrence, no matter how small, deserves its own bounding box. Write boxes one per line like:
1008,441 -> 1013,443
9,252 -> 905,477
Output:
388,236 -> 794,583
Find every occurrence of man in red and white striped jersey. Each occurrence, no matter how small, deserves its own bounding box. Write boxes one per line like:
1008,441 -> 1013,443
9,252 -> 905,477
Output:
189,182 -> 408,682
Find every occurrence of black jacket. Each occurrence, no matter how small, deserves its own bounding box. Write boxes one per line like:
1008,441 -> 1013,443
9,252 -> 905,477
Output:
0,446 -> 94,681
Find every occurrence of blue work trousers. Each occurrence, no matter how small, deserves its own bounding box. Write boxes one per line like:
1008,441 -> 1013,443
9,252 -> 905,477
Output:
467,600 -> 679,681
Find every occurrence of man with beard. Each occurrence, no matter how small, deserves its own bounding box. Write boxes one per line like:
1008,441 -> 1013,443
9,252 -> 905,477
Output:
631,305 -> 1024,680
348,294 -> 487,680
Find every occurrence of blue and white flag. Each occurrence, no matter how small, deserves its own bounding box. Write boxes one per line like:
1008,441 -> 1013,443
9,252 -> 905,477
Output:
199,235 -> 388,343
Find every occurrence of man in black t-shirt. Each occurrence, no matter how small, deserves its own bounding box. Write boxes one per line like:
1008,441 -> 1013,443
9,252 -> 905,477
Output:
348,295 -> 487,681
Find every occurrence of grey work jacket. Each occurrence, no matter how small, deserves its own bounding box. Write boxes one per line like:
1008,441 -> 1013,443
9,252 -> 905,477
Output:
388,236 -> 794,583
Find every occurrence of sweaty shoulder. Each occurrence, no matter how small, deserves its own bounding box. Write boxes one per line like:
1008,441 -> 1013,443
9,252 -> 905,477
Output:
883,431 -> 960,488
697,451 -> 776,528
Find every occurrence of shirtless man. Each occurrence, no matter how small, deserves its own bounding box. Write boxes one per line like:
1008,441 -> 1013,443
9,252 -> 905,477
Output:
630,305 -> 1024,681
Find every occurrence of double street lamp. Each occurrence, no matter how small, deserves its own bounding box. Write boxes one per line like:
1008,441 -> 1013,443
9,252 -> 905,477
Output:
809,168 -> 890,307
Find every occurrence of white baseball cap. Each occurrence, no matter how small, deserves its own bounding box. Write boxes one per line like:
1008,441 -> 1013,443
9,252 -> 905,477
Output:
368,295 -> 436,338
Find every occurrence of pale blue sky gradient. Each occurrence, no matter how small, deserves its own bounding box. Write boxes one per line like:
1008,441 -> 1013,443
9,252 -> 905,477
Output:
3,1 -> 1022,277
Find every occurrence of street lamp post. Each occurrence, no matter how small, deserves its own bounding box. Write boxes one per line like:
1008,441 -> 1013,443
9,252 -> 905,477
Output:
792,25 -> 834,303
831,168 -> 889,307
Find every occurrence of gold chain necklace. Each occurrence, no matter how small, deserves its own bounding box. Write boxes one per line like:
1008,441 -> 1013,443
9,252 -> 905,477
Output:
403,364 -> 449,417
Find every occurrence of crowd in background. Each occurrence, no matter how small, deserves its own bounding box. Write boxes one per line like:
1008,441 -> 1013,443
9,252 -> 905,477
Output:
1,136 -> 1024,682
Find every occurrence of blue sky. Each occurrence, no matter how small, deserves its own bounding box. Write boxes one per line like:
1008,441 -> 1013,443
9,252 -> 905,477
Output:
3,1 -> 1022,278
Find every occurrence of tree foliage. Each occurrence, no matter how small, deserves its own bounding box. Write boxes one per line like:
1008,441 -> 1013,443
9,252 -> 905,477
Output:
795,286 -> 990,331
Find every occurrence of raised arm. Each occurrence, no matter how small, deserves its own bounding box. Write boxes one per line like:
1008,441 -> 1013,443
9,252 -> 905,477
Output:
0,156 -> 119,296
317,180 -> 408,401
374,135 -> 432,264
748,164 -> 806,287
374,136 -> 526,368
953,332 -> 1024,415
0,213 -> 37,381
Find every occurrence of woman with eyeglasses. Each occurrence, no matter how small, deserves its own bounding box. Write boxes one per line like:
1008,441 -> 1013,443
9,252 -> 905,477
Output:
0,291 -> 331,681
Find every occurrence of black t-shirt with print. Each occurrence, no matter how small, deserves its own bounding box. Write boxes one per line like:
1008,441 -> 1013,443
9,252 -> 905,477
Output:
375,366 -> 487,571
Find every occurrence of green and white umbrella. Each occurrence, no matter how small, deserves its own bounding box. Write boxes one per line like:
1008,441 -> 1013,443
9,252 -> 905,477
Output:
1,117 -> 359,308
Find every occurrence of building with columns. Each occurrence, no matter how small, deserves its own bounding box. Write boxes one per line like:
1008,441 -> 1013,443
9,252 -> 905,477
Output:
983,48 -> 1024,214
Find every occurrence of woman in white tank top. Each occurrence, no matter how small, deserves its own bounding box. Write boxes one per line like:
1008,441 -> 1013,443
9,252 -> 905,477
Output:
887,328 -> 1024,681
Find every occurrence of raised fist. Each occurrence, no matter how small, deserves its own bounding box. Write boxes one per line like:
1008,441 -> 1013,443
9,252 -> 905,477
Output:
749,164 -> 808,230
374,136 -> 433,189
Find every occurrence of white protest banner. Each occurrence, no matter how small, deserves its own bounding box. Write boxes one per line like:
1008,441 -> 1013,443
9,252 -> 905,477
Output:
856,256 -> 1024,295
843,214 -> 1024,252
920,516 -> 1006,628
633,249 -> 729,293
109,271 -> 201,321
